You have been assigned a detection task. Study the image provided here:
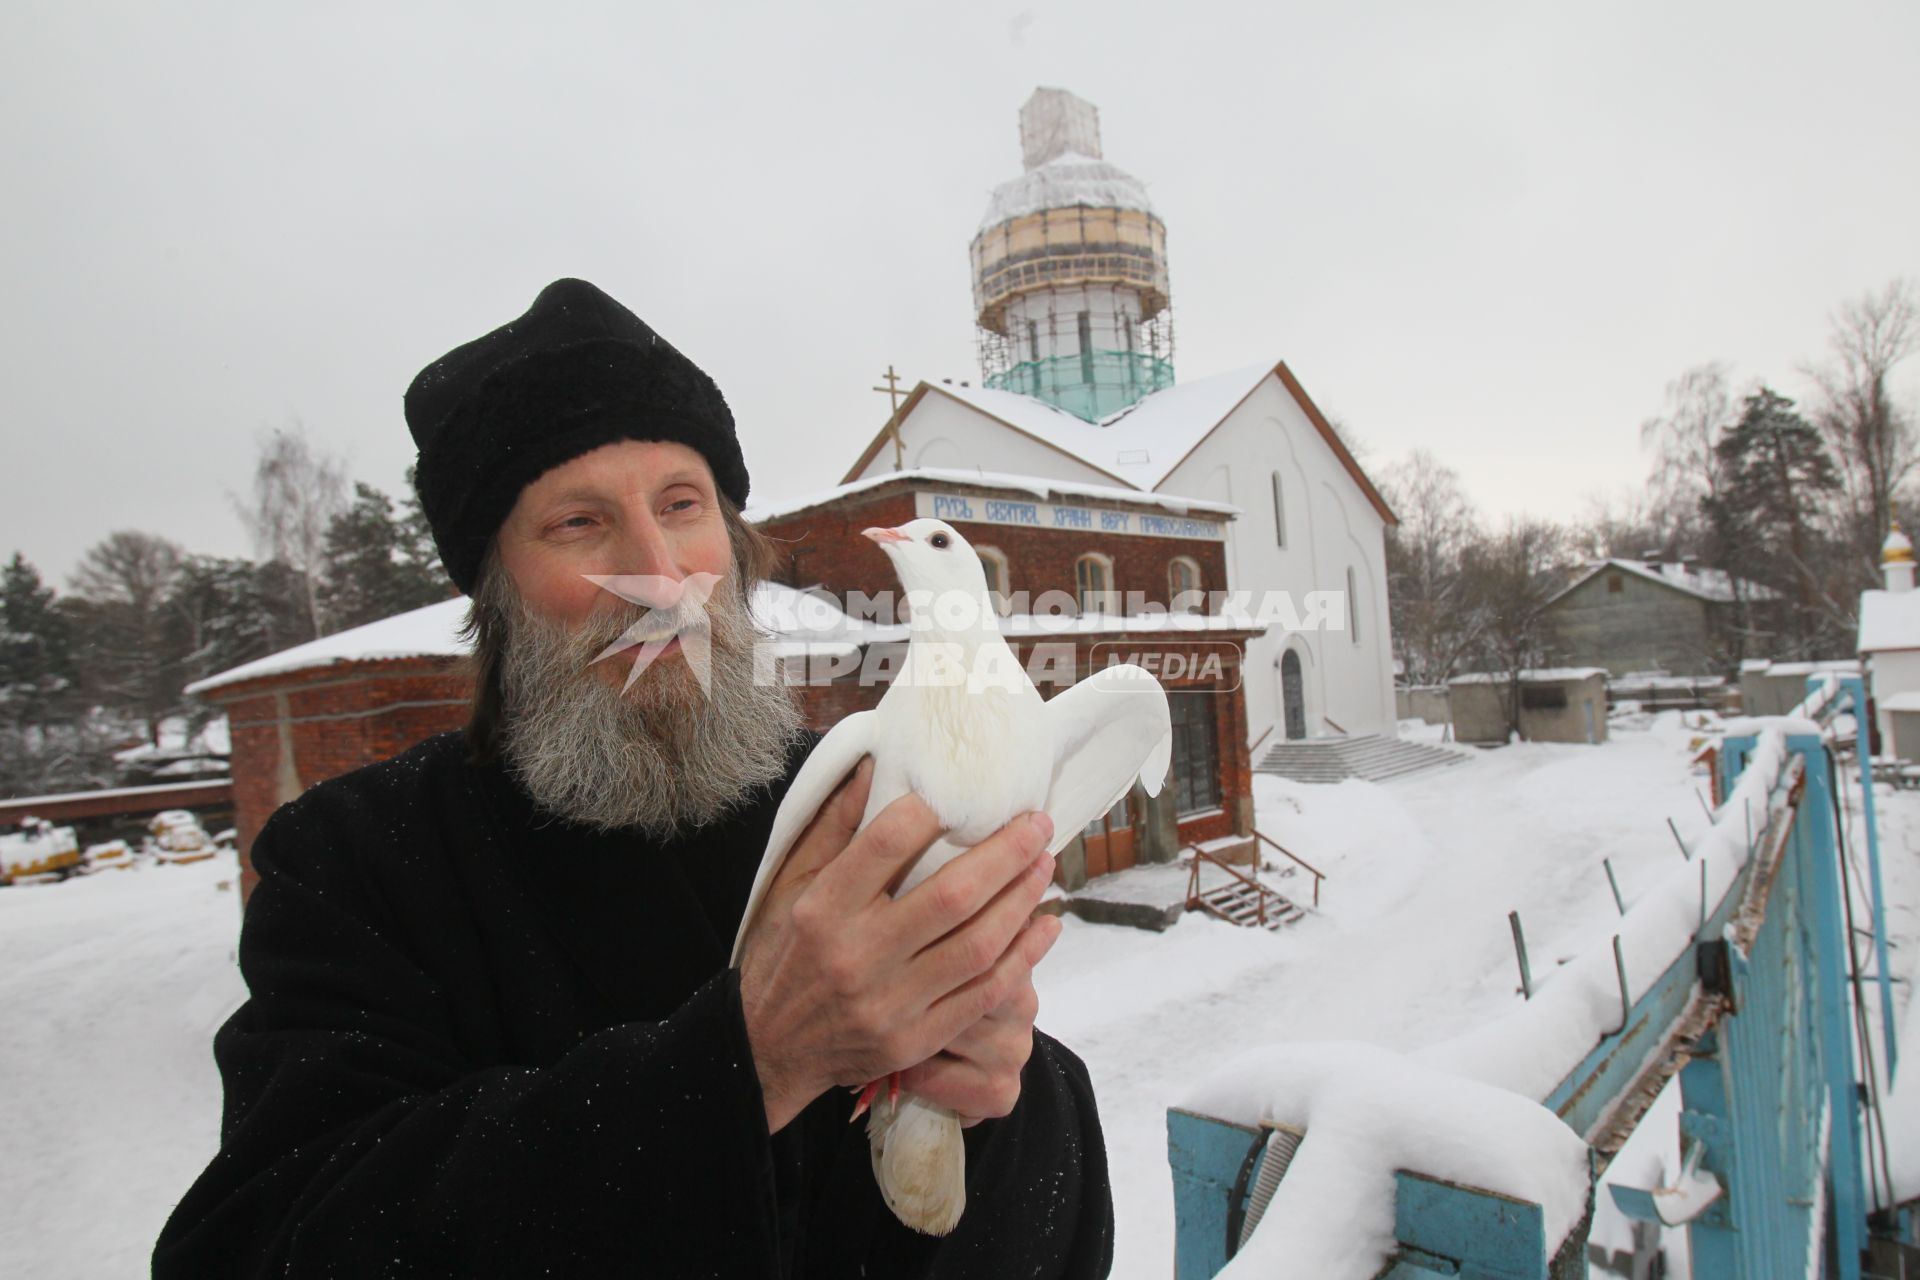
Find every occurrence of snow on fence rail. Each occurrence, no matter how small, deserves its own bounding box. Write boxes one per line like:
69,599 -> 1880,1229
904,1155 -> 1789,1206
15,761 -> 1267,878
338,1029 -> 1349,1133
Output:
1168,674 -> 1883,1279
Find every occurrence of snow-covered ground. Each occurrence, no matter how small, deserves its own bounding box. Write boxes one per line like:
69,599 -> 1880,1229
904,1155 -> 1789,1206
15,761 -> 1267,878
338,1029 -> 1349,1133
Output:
0,854 -> 244,1277
1044,708 -> 1920,1276
4,712 -> 1918,1276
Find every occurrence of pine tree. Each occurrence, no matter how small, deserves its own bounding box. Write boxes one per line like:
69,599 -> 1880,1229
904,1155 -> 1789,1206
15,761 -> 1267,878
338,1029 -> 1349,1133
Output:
0,552 -> 78,730
320,482 -> 453,632
1708,388 -> 1844,657
168,555 -> 311,689
399,464 -> 446,590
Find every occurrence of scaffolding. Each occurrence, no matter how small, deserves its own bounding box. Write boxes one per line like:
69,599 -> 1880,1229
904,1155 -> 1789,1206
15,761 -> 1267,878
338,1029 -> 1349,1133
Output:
971,90 -> 1176,423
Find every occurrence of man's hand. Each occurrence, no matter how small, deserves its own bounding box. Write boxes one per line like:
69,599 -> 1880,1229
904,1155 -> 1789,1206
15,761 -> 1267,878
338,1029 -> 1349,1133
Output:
898,932 -> 1058,1127
736,758 -> 1057,1134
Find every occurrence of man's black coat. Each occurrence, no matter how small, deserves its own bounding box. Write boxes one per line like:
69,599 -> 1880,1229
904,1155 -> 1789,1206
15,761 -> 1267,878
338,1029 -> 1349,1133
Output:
153,732 -> 1113,1277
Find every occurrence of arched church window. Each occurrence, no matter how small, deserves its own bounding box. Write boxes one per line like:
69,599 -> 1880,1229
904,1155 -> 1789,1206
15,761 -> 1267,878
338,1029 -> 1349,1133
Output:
1076,553 -> 1114,615
1168,557 -> 1203,614
976,545 -> 1012,615
1271,472 -> 1287,548
1346,566 -> 1361,645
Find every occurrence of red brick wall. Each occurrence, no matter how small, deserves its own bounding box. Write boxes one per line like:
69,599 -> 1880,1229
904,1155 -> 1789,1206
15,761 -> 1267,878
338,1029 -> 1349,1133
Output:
758,486 -> 1229,611
211,659 -> 470,899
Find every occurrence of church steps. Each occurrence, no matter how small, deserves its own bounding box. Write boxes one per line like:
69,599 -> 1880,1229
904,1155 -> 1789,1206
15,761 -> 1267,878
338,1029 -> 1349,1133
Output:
1253,734 -> 1469,786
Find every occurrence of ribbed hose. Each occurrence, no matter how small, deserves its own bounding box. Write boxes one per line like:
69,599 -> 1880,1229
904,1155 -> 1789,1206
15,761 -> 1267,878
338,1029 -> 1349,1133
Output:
1228,1124 -> 1306,1255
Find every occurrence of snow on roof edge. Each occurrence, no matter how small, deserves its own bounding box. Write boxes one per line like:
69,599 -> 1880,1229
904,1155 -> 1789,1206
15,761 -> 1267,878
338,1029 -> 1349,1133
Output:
1448,667 -> 1609,685
186,598 -> 473,697
744,466 -> 1242,525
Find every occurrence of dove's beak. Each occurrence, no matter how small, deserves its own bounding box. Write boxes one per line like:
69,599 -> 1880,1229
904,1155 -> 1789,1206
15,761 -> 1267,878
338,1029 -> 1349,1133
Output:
862,526 -> 911,545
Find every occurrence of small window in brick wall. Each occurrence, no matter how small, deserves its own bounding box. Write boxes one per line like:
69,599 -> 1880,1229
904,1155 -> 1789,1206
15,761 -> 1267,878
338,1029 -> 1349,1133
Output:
977,546 -> 1011,615
1169,691 -> 1223,815
1076,553 -> 1114,615
1169,557 -> 1203,613
1521,685 -> 1569,710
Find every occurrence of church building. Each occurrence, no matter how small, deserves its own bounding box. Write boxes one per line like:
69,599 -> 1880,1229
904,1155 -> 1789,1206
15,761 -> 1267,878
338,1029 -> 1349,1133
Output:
843,89 -> 1398,748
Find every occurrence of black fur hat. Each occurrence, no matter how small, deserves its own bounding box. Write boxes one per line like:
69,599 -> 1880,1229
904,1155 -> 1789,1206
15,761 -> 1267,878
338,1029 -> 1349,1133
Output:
404,279 -> 749,594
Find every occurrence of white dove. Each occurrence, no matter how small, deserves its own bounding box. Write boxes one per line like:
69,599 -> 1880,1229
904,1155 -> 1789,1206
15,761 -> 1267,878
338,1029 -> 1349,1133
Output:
730,516 -> 1173,1236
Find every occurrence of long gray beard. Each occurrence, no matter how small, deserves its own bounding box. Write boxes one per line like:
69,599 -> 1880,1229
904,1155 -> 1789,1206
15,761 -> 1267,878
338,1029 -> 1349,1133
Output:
496,576 -> 803,836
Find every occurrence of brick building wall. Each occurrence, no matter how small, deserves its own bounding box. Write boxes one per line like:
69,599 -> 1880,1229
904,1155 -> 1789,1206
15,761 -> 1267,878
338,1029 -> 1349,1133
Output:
758,482 -> 1229,612
208,660 -> 470,898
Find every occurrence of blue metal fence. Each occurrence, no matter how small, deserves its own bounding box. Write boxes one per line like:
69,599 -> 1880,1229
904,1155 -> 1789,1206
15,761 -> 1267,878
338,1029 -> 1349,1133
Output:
1169,676 -> 1891,1277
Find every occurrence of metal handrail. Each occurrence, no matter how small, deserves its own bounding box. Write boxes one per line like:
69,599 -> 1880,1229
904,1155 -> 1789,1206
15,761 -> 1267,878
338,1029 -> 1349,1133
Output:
1186,842 -> 1281,928
1254,829 -> 1324,908
1249,724 -> 1273,754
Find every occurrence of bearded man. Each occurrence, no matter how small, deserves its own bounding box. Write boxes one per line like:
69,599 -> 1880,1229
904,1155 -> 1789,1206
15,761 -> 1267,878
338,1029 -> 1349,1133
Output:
154,280 -> 1113,1277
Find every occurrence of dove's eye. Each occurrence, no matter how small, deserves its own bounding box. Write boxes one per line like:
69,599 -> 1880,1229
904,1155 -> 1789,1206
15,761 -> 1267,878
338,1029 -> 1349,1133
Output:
930,533 -> 950,549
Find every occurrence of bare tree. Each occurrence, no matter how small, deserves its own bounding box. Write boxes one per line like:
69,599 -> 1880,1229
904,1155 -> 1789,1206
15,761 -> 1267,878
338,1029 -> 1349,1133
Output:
1639,361 -> 1736,555
67,530 -> 184,745
235,422 -> 348,639
1379,450 -> 1481,684
1807,279 -> 1920,582
1569,488 -> 1665,561
1459,517 -> 1570,740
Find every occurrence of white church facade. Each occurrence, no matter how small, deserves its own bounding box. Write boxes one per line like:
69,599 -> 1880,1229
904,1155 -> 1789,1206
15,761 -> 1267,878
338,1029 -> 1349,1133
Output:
841,365 -> 1398,744
838,88 -> 1398,746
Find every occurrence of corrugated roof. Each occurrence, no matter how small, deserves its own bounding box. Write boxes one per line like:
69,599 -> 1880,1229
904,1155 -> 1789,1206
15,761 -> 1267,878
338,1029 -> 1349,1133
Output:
186,598 -> 470,696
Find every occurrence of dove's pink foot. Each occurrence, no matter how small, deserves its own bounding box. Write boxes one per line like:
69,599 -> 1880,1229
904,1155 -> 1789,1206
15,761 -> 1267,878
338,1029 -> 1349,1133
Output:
848,1072 -> 902,1122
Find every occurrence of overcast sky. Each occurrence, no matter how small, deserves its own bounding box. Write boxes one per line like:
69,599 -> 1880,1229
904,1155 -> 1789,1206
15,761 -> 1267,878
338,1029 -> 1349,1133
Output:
4,0 -> 1917,585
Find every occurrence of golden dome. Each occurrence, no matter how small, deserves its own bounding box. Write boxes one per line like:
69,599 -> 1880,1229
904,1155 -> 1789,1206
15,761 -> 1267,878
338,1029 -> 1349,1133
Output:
1884,522 -> 1915,565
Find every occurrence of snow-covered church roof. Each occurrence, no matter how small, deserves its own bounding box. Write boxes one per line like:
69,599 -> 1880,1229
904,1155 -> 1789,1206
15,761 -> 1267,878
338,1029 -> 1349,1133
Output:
842,362 -> 1395,525
931,365 -> 1268,491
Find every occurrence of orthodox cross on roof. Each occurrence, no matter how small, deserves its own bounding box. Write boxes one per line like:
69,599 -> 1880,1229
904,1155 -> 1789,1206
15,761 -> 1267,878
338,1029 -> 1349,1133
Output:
871,364 -> 910,471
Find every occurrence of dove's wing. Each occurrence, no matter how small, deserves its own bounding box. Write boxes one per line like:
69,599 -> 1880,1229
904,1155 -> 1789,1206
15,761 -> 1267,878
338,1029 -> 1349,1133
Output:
729,710 -> 878,966
1039,664 -> 1174,857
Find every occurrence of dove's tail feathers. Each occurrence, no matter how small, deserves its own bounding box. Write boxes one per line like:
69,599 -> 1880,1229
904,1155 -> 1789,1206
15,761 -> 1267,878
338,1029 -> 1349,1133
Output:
1139,720 -> 1173,797
868,1093 -> 966,1236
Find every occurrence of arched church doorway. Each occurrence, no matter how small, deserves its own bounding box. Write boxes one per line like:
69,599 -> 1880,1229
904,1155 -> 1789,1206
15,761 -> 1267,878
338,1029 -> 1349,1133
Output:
1281,649 -> 1306,741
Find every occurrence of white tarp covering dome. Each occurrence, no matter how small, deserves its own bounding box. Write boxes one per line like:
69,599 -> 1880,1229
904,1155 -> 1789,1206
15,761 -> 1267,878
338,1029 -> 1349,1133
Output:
980,154 -> 1153,228
979,88 -> 1153,228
